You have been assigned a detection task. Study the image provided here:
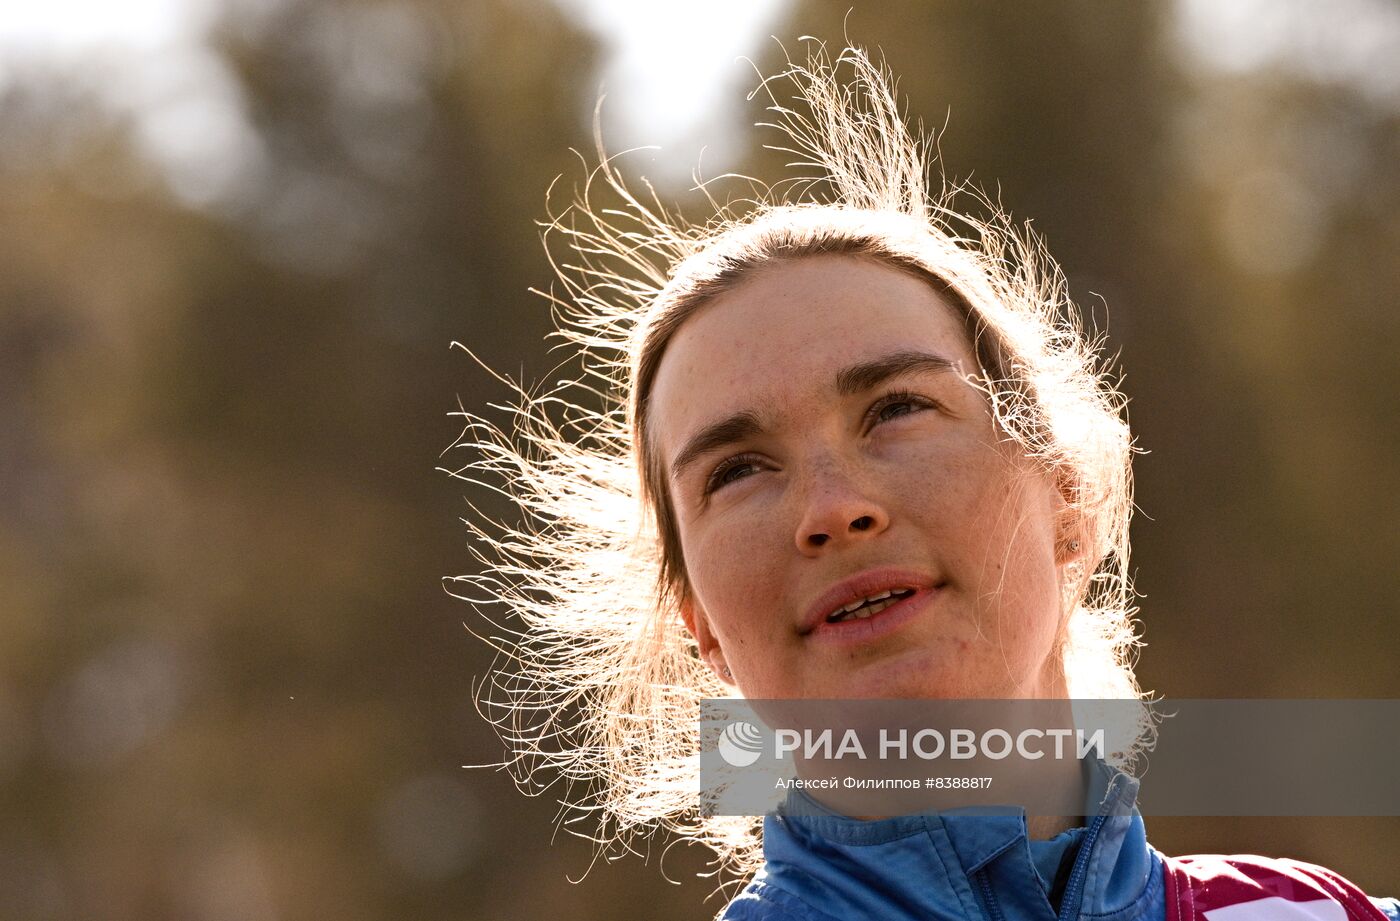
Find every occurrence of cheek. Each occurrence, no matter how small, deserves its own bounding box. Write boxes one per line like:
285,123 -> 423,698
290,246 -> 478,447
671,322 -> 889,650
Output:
975,478 -> 1059,578
685,515 -> 789,640
902,442 -> 1062,617
889,438 -> 1019,552
964,471 -> 1065,653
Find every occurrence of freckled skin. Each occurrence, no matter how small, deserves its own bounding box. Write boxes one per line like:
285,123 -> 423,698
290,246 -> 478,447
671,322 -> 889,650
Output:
650,255 -> 1072,701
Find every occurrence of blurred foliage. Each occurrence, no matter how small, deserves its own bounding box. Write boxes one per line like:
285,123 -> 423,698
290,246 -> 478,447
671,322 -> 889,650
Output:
0,0 -> 1395,918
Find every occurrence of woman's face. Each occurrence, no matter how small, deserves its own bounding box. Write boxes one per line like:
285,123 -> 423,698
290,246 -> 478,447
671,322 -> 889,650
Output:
649,254 -> 1074,700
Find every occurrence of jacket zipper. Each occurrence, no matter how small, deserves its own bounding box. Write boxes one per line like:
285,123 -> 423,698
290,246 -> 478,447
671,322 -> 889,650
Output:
976,868 -> 1008,921
1056,811 -> 1110,921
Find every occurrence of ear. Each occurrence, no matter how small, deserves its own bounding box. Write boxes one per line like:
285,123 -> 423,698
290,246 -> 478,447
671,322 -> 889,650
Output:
1051,467 -> 1089,567
1055,527 -> 1088,567
679,596 -> 734,686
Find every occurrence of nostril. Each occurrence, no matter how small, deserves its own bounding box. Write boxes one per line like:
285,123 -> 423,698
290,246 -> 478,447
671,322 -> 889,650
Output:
808,533 -> 829,547
850,515 -> 874,531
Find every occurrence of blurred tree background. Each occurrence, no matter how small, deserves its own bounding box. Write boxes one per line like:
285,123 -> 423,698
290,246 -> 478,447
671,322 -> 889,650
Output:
0,0 -> 1395,918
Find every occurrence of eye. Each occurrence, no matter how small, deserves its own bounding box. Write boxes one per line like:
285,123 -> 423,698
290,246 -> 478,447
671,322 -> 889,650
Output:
704,452 -> 765,495
865,389 -> 938,428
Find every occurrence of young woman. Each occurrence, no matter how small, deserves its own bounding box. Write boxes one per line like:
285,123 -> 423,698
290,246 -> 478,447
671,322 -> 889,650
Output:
451,44 -> 1398,921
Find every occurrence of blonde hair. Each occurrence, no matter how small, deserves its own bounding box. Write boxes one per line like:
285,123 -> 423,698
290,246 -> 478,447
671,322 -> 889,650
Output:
444,43 -> 1142,883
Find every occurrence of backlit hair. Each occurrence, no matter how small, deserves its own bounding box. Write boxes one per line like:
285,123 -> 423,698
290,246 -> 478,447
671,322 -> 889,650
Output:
444,43 -> 1142,885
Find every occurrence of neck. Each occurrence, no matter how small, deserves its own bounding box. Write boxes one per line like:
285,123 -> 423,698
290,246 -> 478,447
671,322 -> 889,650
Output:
1026,812 -> 1080,840
791,693 -> 1090,830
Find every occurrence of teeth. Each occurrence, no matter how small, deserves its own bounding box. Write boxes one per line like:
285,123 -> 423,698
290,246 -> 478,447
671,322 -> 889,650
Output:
826,589 -> 913,623
840,589 -> 896,614
859,598 -> 893,618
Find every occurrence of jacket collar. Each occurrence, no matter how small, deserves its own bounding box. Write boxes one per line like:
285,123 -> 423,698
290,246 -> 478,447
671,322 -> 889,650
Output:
760,763 -> 1158,921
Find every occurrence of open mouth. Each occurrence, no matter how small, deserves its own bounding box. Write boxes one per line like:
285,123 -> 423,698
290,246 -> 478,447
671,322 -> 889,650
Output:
825,588 -> 917,624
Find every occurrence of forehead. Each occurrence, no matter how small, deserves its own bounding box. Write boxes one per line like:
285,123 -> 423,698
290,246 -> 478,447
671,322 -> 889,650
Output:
648,255 -> 978,453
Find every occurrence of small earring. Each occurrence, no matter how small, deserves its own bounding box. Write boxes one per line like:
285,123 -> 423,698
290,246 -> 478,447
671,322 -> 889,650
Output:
722,666 -> 732,679
1068,539 -> 1081,553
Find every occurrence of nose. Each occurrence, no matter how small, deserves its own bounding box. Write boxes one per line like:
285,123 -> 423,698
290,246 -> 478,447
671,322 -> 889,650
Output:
794,462 -> 891,555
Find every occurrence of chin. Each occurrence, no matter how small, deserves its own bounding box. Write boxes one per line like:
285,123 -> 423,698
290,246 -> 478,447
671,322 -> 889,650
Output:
828,655 -> 970,700
843,661 -> 1044,702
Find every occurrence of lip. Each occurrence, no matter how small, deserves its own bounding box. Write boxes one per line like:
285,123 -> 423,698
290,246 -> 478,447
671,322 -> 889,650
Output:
799,567 -> 942,640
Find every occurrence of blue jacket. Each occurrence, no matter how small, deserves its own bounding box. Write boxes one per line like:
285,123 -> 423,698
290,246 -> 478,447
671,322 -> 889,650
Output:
720,770 -> 1400,921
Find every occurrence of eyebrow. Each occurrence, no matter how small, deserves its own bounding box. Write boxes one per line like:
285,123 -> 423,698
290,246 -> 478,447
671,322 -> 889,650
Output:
833,349 -> 956,398
668,349 -> 956,481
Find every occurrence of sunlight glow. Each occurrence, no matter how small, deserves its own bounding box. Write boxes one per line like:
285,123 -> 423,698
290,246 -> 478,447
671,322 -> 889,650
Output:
0,0 -> 212,50
0,0 -> 260,208
559,0 -> 792,182
1175,0 -> 1400,108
